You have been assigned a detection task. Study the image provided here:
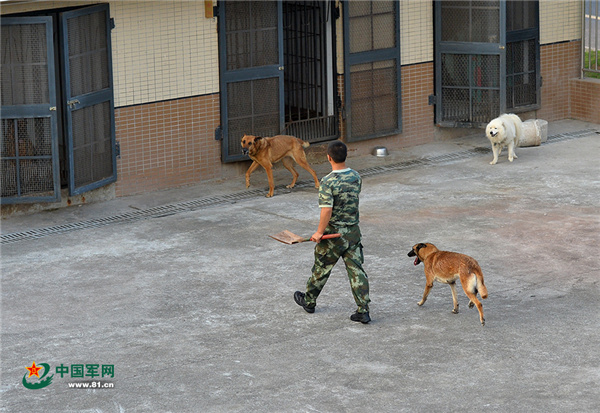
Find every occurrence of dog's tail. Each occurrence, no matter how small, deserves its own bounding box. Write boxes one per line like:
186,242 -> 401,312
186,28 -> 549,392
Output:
473,268 -> 488,299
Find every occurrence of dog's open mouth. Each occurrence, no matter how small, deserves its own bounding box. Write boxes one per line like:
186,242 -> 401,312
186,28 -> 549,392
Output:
407,250 -> 421,265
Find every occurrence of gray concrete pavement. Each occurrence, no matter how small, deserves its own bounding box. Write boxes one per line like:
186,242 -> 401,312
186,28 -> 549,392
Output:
1,119 -> 599,412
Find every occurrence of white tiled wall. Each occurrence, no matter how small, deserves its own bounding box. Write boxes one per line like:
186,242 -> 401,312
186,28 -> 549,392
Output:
540,0 -> 582,45
111,1 -> 219,107
400,0 -> 433,65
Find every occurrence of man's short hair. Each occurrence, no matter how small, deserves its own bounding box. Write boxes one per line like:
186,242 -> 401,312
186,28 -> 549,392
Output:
327,140 -> 347,163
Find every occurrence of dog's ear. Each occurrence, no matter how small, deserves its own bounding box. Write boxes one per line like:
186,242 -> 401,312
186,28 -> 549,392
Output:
417,243 -> 427,251
253,136 -> 267,149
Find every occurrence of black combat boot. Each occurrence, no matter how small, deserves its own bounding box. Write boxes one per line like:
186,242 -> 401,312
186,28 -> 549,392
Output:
350,311 -> 370,324
294,291 -> 315,313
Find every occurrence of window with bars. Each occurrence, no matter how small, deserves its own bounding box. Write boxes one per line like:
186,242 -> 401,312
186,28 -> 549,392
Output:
219,1 -> 283,162
434,1 -> 540,127
343,0 -> 401,142
506,0 -> 540,111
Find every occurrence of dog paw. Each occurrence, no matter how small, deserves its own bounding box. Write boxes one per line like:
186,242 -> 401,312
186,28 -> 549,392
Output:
490,160 -> 497,165
481,318 -> 485,326
468,301 -> 474,308
417,301 -> 424,306
285,184 -> 295,189
452,308 -> 459,314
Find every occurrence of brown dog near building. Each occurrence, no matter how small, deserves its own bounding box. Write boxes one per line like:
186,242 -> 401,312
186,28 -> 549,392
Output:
241,134 -> 319,197
408,243 -> 488,326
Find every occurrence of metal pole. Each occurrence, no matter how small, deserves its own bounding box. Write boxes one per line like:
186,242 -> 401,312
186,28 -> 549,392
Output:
590,0 -> 600,72
582,0 -> 585,78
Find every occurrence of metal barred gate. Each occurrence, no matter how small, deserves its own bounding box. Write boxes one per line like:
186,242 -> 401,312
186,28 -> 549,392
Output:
342,0 -> 401,142
1,5 -> 116,205
218,0 -> 284,162
61,5 -> 117,195
434,0 -> 505,127
434,0 -> 540,127
218,0 -> 338,163
1,17 -> 61,204
282,1 -> 338,143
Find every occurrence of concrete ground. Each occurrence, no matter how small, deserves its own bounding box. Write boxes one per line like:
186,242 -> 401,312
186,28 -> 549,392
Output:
1,119 -> 599,413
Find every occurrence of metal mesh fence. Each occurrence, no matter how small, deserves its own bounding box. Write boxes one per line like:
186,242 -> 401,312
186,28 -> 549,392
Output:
441,53 -> 499,124
348,0 -> 396,53
347,0 -> 398,140
224,1 -> 280,157
441,1 -> 500,43
226,1 -> 278,71
227,78 -> 280,156
507,39 -> 537,108
350,60 -> 398,138
67,11 -> 109,97
506,1 -> 537,32
1,118 -> 54,198
1,23 -> 49,106
71,102 -> 113,189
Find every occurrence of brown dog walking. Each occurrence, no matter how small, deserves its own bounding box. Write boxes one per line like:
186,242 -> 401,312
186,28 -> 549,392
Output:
408,243 -> 488,326
241,134 -> 319,197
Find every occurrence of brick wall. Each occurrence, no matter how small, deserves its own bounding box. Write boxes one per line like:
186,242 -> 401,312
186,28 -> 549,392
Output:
569,78 -> 600,123
399,62 -> 436,147
537,41 -> 581,121
114,94 -> 223,197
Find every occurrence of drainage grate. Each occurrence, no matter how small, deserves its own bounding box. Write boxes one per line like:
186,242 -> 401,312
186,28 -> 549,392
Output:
2,129 -> 597,245
1,190 -> 268,245
545,128 -> 597,143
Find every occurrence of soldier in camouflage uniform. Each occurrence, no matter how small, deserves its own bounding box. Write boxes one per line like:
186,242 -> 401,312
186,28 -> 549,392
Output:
294,141 -> 371,323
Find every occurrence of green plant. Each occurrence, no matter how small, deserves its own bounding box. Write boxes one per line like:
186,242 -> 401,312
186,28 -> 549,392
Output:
584,51 -> 600,79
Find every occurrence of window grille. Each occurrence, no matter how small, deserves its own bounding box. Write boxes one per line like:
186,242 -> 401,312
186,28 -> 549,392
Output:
582,0 -> 599,77
435,1 -> 540,127
343,0 -> 401,142
506,1 -> 540,111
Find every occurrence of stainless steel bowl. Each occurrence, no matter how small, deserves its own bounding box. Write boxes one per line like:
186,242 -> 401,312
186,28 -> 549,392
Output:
372,146 -> 389,157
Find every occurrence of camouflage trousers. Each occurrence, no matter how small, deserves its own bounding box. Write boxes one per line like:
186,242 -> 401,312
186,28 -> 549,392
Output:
305,224 -> 370,313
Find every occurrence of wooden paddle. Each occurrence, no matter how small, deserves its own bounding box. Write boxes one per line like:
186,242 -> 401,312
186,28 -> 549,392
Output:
269,230 -> 341,244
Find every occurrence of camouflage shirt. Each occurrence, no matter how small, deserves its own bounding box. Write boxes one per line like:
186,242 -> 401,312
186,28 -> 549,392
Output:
318,168 -> 362,228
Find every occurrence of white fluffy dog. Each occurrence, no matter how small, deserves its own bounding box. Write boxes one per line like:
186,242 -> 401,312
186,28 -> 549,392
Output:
485,113 -> 523,165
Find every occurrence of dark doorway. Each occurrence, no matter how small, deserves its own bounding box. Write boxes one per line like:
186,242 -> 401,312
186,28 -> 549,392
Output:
282,1 -> 337,143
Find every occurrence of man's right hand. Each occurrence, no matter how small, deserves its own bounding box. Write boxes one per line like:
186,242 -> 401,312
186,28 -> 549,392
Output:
310,232 -> 324,242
